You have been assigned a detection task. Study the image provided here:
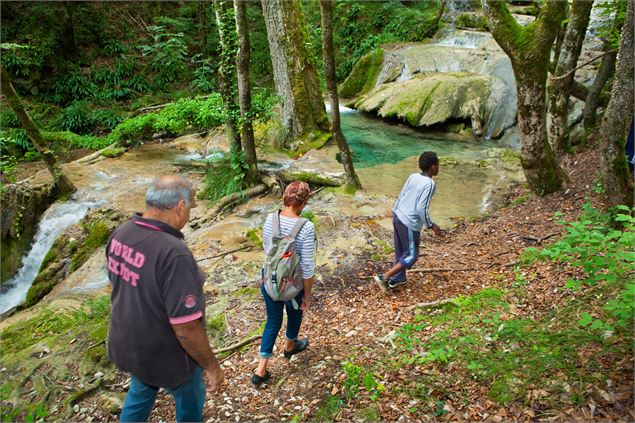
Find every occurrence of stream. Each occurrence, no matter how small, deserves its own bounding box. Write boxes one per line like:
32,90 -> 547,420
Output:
0,106 -> 522,314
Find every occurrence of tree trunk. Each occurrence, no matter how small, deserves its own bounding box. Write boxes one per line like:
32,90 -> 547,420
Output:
584,42 -> 617,131
599,0 -> 634,207
213,0 -> 242,156
319,0 -> 361,190
59,2 -> 79,62
261,0 -> 329,149
234,0 -> 258,186
0,67 -> 76,196
483,0 -> 565,194
547,0 -> 594,160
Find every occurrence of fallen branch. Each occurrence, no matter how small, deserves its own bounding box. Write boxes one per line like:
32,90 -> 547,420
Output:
213,335 -> 261,354
196,245 -> 251,262
408,297 -> 456,310
409,267 -> 476,273
74,143 -> 117,164
519,231 -> 560,244
191,183 -> 269,228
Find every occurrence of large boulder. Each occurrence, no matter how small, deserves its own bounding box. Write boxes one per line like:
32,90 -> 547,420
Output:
354,72 -> 492,136
342,33 -> 518,139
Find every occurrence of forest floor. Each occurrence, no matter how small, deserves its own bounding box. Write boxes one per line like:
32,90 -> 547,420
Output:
4,146 -> 633,422
96,148 -> 630,422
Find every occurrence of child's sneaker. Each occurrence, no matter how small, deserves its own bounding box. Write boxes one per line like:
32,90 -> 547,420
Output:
388,279 -> 407,289
374,275 -> 388,291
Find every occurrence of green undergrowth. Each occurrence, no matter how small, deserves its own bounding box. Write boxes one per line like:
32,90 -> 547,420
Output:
0,296 -> 113,421
382,204 -> 634,414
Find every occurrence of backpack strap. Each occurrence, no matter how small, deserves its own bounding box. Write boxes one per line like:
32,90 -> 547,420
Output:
272,210 -> 282,239
288,217 -> 309,240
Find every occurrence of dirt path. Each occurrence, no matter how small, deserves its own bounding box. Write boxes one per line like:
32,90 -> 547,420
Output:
72,148 -> 633,422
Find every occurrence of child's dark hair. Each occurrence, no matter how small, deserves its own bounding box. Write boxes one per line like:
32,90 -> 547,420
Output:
419,151 -> 438,172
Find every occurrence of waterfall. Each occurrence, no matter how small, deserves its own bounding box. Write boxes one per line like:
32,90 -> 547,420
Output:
0,195 -> 104,315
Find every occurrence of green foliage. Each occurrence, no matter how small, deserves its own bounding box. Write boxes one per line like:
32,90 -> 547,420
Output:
401,287 -> 609,405
190,54 -> 217,93
1,109 -> 20,128
342,361 -> 385,401
594,0 -> 627,49
332,1 -> 441,81
203,151 -> 246,203
139,17 -> 190,87
456,13 -> 489,30
49,71 -> 98,105
538,204 -> 635,330
52,101 -> 94,134
313,395 -> 343,421
1,129 -> 31,151
42,131 -> 111,150
0,154 -> 18,183
90,109 -> 125,132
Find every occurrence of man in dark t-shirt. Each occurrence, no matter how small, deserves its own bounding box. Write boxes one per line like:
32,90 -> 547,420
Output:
107,175 -> 223,422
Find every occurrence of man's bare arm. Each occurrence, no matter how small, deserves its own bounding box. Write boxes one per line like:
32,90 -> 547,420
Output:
172,319 -> 224,390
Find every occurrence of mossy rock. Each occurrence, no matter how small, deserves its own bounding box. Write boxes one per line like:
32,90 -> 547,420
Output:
340,48 -> 385,98
100,147 -> 127,158
355,72 -> 491,130
245,227 -> 263,248
288,130 -> 332,157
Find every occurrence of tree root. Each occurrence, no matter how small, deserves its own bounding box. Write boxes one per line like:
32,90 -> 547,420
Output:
408,297 -> 456,310
64,379 -> 102,418
213,335 -> 262,355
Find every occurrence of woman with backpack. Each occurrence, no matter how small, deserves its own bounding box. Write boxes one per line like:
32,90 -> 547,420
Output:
252,181 -> 316,387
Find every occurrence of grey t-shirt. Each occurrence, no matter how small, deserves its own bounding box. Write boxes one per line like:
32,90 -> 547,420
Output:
107,214 -> 205,388
393,173 -> 436,232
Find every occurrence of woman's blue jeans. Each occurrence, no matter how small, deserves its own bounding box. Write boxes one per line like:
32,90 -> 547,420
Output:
120,366 -> 206,422
260,283 -> 304,358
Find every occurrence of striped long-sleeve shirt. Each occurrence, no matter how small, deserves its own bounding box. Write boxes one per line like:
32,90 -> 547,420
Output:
393,173 -> 436,232
262,213 -> 316,279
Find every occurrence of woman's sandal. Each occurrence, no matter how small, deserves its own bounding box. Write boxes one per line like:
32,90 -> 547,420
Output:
251,370 -> 271,387
283,338 -> 309,359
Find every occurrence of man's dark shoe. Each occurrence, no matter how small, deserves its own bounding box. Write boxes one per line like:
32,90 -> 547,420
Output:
251,371 -> 271,387
388,279 -> 407,289
283,338 -> 309,359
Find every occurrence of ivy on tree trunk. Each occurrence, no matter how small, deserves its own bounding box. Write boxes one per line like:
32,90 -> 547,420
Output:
0,66 -> 76,196
213,0 -> 242,156
483,0 -> 565,195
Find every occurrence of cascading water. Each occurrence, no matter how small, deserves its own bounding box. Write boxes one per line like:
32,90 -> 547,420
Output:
0,194 -> 104,314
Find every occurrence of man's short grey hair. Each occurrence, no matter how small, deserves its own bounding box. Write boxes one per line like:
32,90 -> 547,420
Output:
146,176 -> 193,210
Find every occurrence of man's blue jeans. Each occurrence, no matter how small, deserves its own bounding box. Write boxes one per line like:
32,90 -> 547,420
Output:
120,366 -> 206,422
260,283 -> 304,358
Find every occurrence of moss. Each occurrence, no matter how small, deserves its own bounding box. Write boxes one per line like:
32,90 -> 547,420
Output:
456,13 -> 489,30
290,130 -> 331,156
70,222 -> 111,271
339,48 -> 385,98
234,286 -> 259,299
356,73 -> 491,129
207,313 -> 226,337
498,149 -> 521,165
245,227 -> 263,248
100,147 -> 127,158
283,170 -> 343,187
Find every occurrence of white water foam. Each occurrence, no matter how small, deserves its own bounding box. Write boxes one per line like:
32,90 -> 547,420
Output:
0,195 -> 104,314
